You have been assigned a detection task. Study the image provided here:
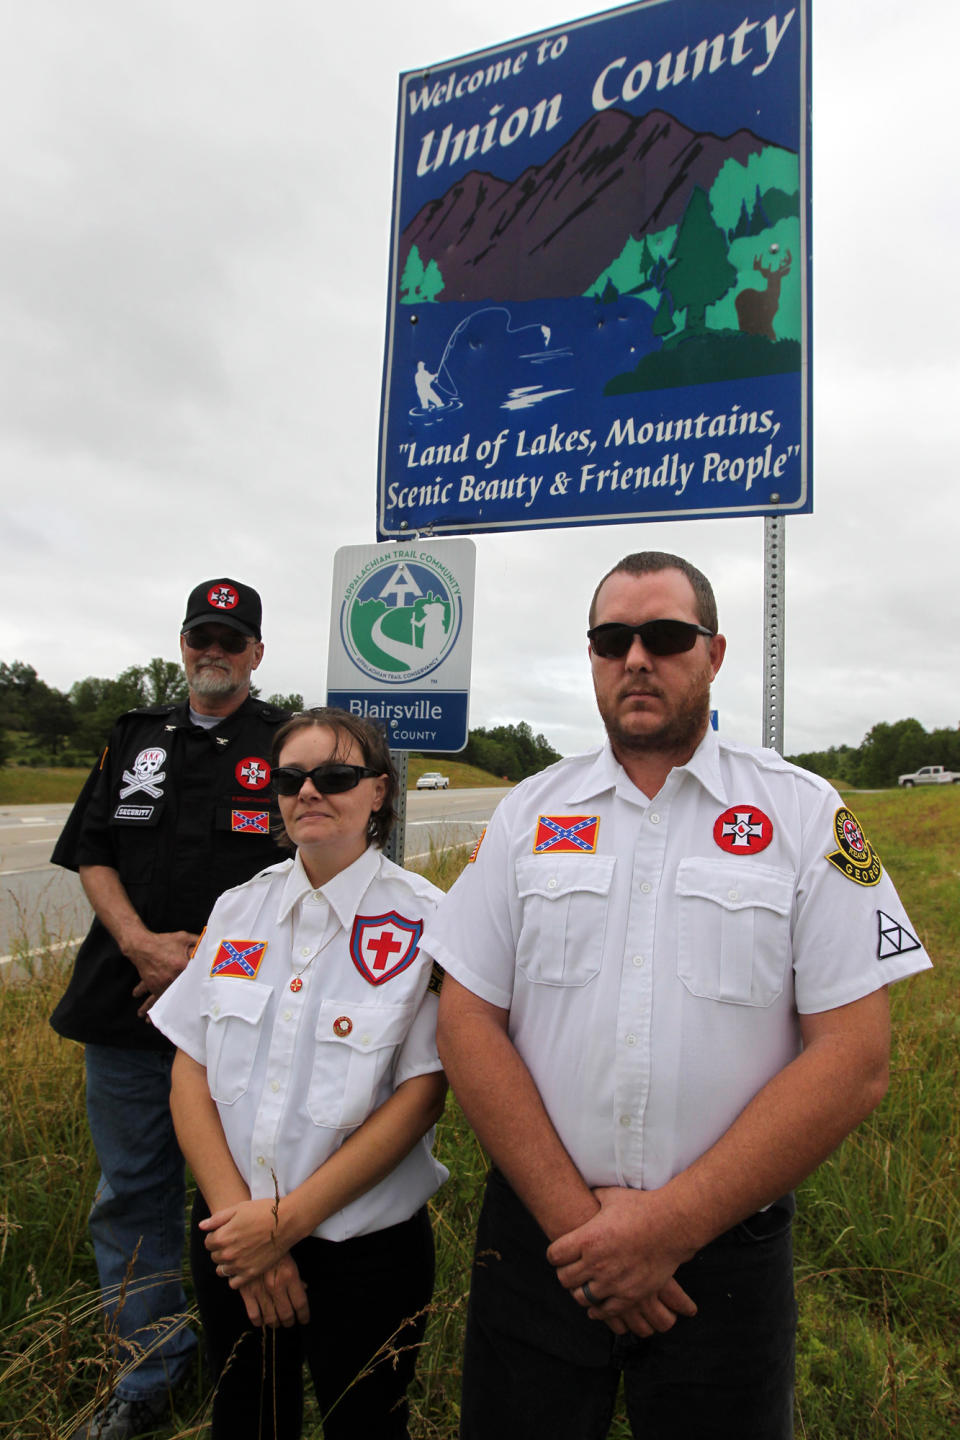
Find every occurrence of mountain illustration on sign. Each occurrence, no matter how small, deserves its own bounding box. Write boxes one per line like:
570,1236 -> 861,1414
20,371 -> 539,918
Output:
400,107 -> 801,396
349,564 -> 452,675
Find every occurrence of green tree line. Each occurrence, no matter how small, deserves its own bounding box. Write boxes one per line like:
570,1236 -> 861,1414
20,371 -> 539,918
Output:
787,717 -> 960,789
1,659 -> 560,781
433,721 -> 562,783
0,659 -> 302,767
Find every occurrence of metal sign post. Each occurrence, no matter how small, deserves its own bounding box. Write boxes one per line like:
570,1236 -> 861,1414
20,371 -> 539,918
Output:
762,516 -> 785,754
385,750 -> 408,866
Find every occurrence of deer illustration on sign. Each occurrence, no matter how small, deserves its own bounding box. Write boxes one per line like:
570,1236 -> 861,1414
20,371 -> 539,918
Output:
735,248 -> 792,341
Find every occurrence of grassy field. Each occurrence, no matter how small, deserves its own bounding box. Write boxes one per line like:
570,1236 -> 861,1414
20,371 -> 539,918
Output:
0,768 -> 90,805
0,789 -> 956,1436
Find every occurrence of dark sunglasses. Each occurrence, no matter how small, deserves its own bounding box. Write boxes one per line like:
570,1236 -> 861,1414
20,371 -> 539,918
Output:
182,627 -> 251,654
587,619 -> 715,659
272,763 -> 382,796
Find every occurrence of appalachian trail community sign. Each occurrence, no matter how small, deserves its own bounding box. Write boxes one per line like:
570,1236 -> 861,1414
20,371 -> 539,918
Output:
327,540 -> 476,754
377,0 -> 812,539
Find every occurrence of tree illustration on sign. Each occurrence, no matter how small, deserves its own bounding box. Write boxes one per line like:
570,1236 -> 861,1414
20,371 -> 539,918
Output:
665,187 -> 737,334
400,244 -> 445,303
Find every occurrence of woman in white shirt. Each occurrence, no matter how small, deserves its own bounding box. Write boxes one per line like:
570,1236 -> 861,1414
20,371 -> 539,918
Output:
151,708 -> 447,1440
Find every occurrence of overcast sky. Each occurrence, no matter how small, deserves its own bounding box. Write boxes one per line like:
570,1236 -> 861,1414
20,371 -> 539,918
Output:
2,1 -> 956,760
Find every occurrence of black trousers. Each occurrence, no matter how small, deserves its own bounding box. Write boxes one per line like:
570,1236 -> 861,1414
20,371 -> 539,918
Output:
461,1169 -> 796,1440
190,1194 -> 434,1440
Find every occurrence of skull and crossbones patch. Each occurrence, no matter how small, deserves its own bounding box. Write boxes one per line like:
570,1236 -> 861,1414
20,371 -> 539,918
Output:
119,748 -> 167,800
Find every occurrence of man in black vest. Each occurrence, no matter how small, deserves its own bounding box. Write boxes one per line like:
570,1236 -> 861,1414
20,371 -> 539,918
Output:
52,578 -> 289,1440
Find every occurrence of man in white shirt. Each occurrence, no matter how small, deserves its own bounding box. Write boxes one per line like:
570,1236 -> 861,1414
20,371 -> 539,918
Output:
427,550 -> 931,1440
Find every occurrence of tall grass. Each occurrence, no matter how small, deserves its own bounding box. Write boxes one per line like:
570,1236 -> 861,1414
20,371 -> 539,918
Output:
1,796 -> 957,1436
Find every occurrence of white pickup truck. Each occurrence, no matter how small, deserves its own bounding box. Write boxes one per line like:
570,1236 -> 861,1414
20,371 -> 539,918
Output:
416,771 -> 450,790
898,765 -> 959,787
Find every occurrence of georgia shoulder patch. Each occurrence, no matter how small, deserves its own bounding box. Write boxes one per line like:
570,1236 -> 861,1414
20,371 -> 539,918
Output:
825,807 -> 882,886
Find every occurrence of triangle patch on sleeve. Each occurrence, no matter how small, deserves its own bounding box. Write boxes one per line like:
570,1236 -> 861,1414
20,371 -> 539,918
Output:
876,910 -> 921,961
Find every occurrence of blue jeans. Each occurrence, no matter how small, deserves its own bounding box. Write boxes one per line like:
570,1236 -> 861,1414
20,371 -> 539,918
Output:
462,1169 -> 796,1440
85,1044 -> 197,1400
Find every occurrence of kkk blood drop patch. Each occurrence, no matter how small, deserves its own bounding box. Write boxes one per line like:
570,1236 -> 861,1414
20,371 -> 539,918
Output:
235,757 -> 271,790
713,806 -> 774,854
207,584 -> 239,610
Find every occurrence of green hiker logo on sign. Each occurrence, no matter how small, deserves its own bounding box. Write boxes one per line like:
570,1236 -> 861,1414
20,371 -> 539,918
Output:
340,552 -> 463,685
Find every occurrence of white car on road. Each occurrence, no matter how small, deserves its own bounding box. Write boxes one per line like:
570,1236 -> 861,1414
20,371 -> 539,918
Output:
416,771 -> 450,790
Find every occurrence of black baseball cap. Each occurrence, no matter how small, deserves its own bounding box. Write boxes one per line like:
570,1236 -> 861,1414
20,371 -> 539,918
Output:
182,579 -> 262,639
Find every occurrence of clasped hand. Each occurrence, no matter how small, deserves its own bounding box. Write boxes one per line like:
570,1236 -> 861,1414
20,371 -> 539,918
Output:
130,928 -> 198,1015
546,1187 -> 698,1338
201,1198 -> 310,1328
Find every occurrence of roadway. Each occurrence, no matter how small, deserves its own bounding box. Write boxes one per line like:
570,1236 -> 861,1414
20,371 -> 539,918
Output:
0,788 -> 512,968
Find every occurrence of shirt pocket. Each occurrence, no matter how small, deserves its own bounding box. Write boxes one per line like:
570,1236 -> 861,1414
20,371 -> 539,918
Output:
515,854 -> 616,986
307,999 -> 416,1130
676,857 -> 793,1007
202,981 -> 272,1104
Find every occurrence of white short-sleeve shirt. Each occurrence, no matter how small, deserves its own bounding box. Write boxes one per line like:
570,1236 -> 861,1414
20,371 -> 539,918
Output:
422,730 -> 931,1192
151,845 -> 448,1240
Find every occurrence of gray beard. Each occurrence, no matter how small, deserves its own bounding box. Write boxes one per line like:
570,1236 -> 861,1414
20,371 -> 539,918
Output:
189,663 -> 242,699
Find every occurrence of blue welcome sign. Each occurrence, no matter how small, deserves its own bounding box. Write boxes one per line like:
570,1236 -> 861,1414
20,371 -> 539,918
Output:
378,0 -> 811,538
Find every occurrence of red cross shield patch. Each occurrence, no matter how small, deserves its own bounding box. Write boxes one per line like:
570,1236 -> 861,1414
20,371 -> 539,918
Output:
236,757 -> 271,790
533,815 -> 600,854
210,939 -> 268,979
349,912 -> 423,986
713,805 -> 774,854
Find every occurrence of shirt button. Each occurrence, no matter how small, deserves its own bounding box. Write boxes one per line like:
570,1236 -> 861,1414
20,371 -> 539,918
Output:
640,882 -> 651,894
619,1114 -> 632,1128
625,1033 -> 637,1047
547,878 -> 558,890
270,1080 -> 280,1093
360,1033 -> 371,1046
649,812 -> 661,824
300,946 -> 311,957
283,1008 -> 293,1022
256,1155 -> 266,1167
212,1003 -> 221,1017
728,889 -> 739,901
632,954 -> 645,967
